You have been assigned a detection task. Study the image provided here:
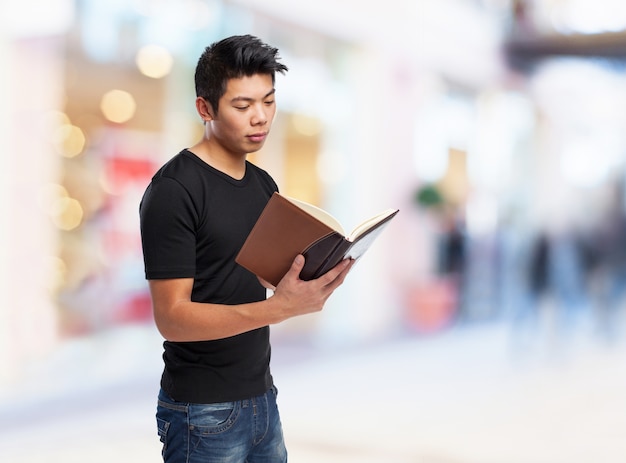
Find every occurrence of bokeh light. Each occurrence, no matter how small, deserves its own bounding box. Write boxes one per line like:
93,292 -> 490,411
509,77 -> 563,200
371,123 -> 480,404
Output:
291,113 -> 322,137
50,196 -> 84,231
52,124 -> 86,158
135,45 -> 174,79
100,89 -> 136,123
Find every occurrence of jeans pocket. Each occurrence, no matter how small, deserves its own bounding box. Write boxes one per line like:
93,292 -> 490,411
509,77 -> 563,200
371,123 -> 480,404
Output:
156,417 -> 170,456
188,401 -> 239,435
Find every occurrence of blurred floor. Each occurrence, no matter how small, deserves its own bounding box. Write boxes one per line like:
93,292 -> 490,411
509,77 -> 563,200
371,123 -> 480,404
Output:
0,311 -> 625,463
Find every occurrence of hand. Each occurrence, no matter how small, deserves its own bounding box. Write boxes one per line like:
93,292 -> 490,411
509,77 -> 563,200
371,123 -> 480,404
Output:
270,254 -> 354,319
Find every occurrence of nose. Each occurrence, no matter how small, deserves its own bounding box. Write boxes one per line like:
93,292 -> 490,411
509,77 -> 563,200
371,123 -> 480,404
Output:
251,104 -> 268,126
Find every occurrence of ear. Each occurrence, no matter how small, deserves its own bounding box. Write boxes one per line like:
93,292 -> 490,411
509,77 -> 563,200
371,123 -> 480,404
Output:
196,97 -> 214,122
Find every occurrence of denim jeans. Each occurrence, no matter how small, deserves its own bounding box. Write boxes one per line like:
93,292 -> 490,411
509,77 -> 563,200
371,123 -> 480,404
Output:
156,386 -> 288,463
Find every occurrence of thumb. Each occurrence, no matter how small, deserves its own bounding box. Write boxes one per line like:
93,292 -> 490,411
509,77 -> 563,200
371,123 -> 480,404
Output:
286,254 -> 305,276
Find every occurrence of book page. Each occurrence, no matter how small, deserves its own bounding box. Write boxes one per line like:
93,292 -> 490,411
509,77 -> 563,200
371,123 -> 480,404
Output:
345,222 -> 390,260
348,209 -> 398,241
285,196 -> 345,235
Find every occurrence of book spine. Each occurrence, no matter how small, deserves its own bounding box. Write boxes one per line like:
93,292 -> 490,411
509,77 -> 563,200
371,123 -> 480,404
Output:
300,233 -> 342,280
310,239 -> 352,279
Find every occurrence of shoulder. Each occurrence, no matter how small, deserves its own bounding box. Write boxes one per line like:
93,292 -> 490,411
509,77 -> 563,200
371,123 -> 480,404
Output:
152,150 -> 199,181
148,149 -> 218,197
140,151 -> 199,213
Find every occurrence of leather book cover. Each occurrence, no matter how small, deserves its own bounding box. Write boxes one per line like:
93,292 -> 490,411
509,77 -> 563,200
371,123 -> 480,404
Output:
235,193 -> 339,286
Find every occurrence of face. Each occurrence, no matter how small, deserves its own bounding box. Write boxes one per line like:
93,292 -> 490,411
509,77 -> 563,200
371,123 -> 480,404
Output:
205,74 -> 277,156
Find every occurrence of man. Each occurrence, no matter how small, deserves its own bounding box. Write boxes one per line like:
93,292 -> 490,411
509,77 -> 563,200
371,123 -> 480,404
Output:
139,34 -> 353,463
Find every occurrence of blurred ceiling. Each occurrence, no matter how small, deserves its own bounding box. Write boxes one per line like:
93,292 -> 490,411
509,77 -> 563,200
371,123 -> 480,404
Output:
228,0 -> 506,87
505,30 -> 626,71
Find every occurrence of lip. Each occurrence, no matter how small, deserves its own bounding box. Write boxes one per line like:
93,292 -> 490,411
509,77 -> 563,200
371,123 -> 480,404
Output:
247,132 -> 267,143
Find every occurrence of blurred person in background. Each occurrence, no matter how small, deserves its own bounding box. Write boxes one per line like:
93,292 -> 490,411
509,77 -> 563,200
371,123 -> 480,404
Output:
585,181 -> 626,342
139,35 -> 353,463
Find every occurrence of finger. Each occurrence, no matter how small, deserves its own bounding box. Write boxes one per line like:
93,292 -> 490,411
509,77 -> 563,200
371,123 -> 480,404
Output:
320,258 -> 352,287
284,254 -> 305,279
335,259 -> 355,284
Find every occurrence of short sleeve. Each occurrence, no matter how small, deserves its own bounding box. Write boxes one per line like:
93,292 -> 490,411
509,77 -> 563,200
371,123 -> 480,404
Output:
139,177 -> 198,279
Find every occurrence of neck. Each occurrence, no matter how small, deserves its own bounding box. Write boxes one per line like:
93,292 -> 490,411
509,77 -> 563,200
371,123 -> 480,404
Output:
188,138 -> 247,180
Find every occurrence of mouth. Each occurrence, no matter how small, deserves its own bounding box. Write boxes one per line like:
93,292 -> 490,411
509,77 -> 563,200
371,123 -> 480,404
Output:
247,132 -> 267,143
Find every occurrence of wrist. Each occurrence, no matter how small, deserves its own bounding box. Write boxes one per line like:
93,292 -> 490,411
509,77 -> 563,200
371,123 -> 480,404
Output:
263,294 -> 290,324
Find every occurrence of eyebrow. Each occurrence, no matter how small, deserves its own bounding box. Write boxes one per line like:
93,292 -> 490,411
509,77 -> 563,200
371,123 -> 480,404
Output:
230,89 -> 276,104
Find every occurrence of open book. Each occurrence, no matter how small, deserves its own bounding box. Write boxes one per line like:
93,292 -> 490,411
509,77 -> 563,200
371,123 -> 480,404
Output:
236,192 -> 399,287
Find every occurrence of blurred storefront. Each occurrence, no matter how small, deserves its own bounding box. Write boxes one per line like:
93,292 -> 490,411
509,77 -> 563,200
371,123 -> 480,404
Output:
2,0 -> 626,385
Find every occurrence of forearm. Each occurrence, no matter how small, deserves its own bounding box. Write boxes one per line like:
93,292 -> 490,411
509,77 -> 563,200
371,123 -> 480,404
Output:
154,297 -> 287,342
150,256 -> 353,342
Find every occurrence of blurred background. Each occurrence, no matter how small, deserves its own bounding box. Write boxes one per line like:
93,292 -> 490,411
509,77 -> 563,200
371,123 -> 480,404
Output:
1,0 -> 626,461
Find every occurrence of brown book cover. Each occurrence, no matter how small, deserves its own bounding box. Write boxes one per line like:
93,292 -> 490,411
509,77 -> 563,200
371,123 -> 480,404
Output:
236,192 -> 399,287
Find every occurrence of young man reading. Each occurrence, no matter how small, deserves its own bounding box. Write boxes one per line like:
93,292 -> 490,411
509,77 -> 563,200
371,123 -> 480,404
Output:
139,35 -> 353,463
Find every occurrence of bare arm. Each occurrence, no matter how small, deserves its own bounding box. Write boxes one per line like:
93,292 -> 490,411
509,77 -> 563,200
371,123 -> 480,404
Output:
150,255 -> 354,342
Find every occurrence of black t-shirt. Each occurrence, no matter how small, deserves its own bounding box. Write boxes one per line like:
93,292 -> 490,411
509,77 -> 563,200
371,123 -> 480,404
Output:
139,149 -> 278,403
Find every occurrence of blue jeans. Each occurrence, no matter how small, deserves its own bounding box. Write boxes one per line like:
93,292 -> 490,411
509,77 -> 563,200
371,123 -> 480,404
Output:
156,386 -> 288,463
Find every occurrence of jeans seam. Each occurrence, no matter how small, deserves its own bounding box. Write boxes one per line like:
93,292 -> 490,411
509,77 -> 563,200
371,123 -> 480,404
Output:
158,399 -> 188,413
186,408 -> 191,463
